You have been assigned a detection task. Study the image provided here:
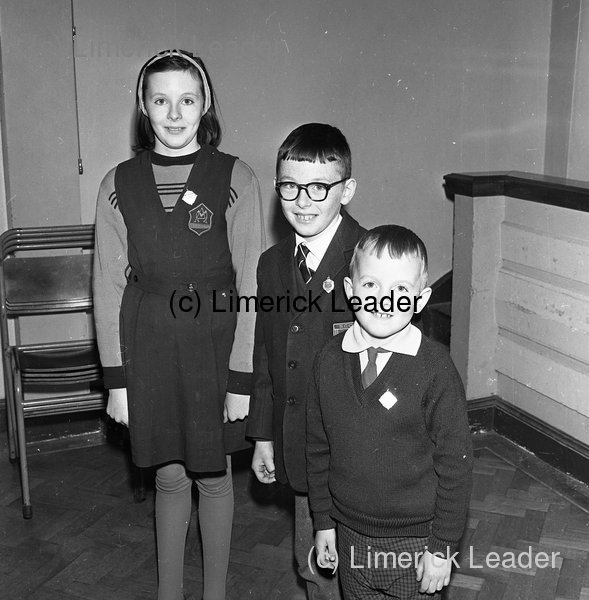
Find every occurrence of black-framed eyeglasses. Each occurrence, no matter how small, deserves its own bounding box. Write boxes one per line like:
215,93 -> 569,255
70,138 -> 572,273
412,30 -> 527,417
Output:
275,178 -> 349,202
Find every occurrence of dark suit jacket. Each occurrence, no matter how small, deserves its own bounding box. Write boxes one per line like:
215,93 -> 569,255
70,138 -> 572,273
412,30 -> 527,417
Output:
246,211 -> 365,492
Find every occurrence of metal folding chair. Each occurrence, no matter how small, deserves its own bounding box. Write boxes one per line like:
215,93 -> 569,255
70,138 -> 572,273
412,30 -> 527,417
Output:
0,225 -> 107,518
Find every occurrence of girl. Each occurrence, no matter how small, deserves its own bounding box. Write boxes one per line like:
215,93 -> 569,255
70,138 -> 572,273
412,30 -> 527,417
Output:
93,49 -> 265,600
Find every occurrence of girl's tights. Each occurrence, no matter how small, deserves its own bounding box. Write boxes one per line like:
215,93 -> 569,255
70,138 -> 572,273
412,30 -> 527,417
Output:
155,457 -> 233,600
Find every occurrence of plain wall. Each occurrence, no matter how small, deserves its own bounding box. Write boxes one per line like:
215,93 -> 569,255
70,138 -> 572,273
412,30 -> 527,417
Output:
544,0 -> 581,177
0,1 -> 81,226
0,0 -> 552,284
567,1 -> 589,179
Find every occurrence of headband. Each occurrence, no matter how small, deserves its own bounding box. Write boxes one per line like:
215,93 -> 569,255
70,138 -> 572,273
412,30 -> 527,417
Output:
137,49 -> 212,115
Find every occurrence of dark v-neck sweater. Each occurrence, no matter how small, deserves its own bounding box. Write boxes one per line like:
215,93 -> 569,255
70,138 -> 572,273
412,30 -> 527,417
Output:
306,333 -> 473,554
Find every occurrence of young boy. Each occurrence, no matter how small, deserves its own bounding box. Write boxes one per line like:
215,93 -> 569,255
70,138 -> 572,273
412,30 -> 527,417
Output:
306,225 -> 473,599
247,123 -> 364,599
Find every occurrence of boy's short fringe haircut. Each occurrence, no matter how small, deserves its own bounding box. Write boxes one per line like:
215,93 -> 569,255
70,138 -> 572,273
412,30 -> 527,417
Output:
350,225 -> 429,288
276,123 -> 351,178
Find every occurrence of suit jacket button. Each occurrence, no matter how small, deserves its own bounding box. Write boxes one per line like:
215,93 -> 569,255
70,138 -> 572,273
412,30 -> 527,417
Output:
290,324 -> 300,333
287,396 -> 296,405
288,360 -> 297,369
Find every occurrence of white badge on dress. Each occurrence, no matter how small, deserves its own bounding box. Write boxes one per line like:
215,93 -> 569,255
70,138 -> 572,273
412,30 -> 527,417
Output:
379,390 -> 398,410
182,189 -> 198,205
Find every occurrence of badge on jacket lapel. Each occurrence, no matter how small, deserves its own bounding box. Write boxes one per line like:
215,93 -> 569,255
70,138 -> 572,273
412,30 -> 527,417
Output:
188,203 -> 213,236
322,276 -> 334,294
332,322 -> 353,336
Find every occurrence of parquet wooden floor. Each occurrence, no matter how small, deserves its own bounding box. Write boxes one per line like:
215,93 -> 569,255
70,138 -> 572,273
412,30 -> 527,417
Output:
0,432 -> 588,599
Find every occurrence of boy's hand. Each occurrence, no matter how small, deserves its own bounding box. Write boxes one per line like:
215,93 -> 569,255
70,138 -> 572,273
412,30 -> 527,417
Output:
251,441 -> 276,483
223,392 -> 249,422
315,529 -> 338,573
416,549 -> 452,594
107,388 -> 129,426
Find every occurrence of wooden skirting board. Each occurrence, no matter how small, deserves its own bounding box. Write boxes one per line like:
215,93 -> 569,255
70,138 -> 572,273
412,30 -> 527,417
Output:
468,395 -> 589,487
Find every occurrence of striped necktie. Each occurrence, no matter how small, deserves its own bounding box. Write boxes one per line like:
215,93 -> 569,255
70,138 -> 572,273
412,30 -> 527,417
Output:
296,242 -> 315,285
362,346 -> 385,389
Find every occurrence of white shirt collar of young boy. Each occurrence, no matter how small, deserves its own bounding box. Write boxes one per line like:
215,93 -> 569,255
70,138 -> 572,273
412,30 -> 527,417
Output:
294,213 -> 342,272
341,321 -> 421,357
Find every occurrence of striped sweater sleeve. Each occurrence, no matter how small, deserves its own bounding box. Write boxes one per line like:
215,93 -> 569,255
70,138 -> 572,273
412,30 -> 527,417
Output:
92,166 -> 128,389
225,159 -> 266,394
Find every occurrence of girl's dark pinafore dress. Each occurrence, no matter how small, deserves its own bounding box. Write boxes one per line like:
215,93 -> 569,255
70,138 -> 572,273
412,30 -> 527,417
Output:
115,145 -> 241,473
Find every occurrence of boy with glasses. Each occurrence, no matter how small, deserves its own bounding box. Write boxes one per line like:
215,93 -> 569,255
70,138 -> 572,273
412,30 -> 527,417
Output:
247,123 -> 364,599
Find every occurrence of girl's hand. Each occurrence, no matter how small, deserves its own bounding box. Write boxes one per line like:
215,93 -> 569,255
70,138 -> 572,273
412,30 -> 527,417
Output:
315,529 -> 338,573
107,388 -> 129,426
223,392 -> 249,422
416,549 -> 452,594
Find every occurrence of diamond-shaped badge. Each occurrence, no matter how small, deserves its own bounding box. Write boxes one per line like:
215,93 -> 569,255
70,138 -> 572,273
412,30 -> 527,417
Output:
378,390 -> 398,410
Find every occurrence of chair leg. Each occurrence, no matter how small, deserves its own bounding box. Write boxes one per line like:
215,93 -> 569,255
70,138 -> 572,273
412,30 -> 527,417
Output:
13,369 -> 32,519
5,395 -> 18,462
3,361 -> 18,462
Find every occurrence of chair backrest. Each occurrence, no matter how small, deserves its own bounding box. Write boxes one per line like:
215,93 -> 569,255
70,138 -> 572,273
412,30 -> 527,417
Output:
3,254 -> 93,315
0,225 -> 95,349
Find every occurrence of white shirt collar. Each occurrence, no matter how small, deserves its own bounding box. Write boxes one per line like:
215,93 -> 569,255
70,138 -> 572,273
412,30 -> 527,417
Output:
341,321 -> 422,356
294,213 -> 342,266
